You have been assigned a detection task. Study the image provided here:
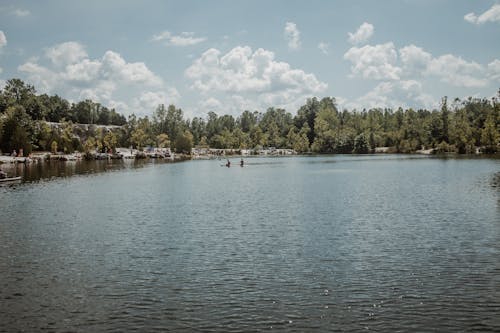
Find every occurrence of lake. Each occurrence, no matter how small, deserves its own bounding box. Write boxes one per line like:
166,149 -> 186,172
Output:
0,155 -> 499,332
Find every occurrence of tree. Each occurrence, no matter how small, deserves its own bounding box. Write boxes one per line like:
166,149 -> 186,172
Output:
34,121 -> 53,151
451,109 -> 474,154
311,101 -> 339,153
103,131 -> 118,152
441,96 -> 449,143
59,121 -> 76,153
295,97 -> 320,145
175,130 -> 194,154
0,105 -> 34,155
1,79 -> 36,108
131,128 -> 148,150
238,110 -> 258,132
156,133 -> 170,148
165,104 -> 185,144
287,126 -> 309,153
51,140 -> 58,154
353,133 -> 370,154
481,115 -> 499,153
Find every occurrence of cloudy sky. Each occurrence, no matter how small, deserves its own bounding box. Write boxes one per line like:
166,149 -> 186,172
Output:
0,0 -> 499,118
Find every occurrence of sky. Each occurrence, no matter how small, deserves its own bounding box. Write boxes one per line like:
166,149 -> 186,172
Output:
0,0 -> 499,119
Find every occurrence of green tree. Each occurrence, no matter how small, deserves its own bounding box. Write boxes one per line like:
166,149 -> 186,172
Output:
481,115 -> 499,153
295,97 -> 320,145
451,109 -> 474,154
441,96 -> 449,143
156,133 -> 170,148
0,105 -> 34,154
51,140 -> 58,154
353,133 -> 370,154
103,131 -> 118,152
131,128 -> 148,150
175,130 -> 194,154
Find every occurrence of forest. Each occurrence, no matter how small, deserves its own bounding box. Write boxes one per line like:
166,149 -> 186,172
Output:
0,78 -> 499,156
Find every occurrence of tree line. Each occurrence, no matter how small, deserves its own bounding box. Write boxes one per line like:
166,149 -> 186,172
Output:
0,78 -> 499,156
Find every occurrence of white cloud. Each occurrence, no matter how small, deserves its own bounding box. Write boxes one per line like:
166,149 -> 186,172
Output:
344,42 -> 401,80
348,22 -> 374,45
284,22 -> 301,50
346,80 -> 437,110
344,41 -> 489,89
399,44 -> 432,73
487,59 -> 500,81
426,54 -> 487,88
464,4 -> 500,24
199,97 -> 222,110
101,50 -> 163,86
318,42 -> 329,55
152,31 -> 206,46
46,41 -> 88,67
464,12 -> 477,24
19,41 -> 176,116
186,46 -> 326,94
62,59 -> 101,82
186,46 -> 327,114
132,89 -> 180,112
0,30 -> 6,49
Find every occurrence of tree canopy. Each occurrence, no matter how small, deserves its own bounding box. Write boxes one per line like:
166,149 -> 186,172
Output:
1,78 -> 499,156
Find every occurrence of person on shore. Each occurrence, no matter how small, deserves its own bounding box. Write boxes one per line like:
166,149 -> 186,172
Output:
11,149 -> 16,157
240,158 -> 244,167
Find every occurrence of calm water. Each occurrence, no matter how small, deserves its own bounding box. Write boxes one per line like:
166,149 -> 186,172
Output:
0,155 -> 499,332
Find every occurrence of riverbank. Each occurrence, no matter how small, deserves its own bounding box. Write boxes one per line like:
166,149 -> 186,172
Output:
2,143 -> 498,166
0,150 -> 191,165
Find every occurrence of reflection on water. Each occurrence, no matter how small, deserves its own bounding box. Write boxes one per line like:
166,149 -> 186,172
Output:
0,155 -> 499,332
0,158 -> 175,183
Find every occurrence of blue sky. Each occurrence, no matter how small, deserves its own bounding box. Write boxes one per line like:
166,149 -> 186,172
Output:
0,0 -> 499,118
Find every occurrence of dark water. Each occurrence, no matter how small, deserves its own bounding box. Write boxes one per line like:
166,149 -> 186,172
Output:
0,155 -> 499,332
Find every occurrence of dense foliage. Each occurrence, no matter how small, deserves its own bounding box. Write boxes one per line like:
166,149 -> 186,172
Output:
0,78 -> 499,156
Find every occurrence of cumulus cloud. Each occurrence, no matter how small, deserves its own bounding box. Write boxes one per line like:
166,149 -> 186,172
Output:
132,89 -> 180,112
399,44 -> 432,73
0,30 -> 6,49
152,31 -> 206,46
487,59 -> 500,81
284,22 -> 301,50
348,22 -> 374,45
464,4 -> 500,24
426,54 -> 487,88
343,40 -> 493,110
199,97 -> 222,110
346,80 -> 437,110
19,41 -> 177,116
318,42 -> 329,55
344,42 -> 401,80
46,41 -> 88,67
186,46 -> 327,114
344,40 -> 489,89
186,46 -> 326,94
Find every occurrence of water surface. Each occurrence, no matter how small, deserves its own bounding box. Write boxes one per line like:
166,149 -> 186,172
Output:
1,155 -> 499,332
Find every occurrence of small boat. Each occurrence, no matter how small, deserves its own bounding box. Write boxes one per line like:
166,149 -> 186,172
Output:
0,176 -> 22,184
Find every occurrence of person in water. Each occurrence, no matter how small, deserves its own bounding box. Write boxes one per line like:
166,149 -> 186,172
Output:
240,158 -> 244,167
226,159 -> 231,167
